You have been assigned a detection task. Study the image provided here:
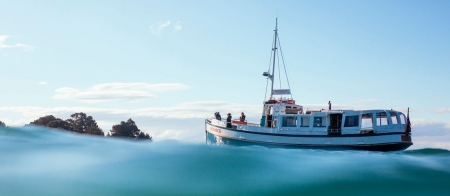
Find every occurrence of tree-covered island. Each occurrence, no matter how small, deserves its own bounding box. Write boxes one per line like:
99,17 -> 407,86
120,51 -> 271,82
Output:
0,112 -> 152,140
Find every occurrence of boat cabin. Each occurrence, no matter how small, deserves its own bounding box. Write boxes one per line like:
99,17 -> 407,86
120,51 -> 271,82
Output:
260,108 -> 408,136
260,97 -> 303,127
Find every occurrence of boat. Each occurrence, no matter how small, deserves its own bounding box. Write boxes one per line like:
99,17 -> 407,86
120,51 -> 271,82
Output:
204,19 -> 412,151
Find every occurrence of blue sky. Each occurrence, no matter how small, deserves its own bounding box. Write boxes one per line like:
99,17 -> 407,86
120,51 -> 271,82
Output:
1,0 -> 450,149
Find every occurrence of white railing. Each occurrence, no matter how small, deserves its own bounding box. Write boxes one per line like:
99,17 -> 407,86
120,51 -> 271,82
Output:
207,117 -> 261,128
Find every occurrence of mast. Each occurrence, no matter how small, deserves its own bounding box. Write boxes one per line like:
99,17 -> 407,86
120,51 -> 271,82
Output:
270,18 -> 278,99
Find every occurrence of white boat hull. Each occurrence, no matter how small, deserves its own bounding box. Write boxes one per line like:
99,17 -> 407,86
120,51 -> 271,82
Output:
205,122 -> 412,151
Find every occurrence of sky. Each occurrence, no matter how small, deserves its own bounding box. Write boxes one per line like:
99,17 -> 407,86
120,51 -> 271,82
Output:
1,0 -> 450,149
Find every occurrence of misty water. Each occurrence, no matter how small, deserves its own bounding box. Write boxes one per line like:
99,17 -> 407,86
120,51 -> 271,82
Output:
1,126 -> 449,195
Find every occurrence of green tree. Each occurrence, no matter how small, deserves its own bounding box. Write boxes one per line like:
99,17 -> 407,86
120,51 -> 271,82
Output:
85,125 -> 104,135
0,121 -> 5,127
30,115 -> 57,126
110,119 -> 151,140
137,131 -> 152,140
66,112 -> 104,136
47,119 -> 70,130
29,115 -> 70,130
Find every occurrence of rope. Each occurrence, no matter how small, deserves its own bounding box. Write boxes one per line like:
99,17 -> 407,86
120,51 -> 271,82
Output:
277,46 -> 281,92
277,35 -> 293,99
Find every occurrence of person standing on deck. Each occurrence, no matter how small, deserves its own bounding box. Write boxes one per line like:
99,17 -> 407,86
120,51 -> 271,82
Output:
226,113 -> 232,128
328,101 -> 332,110
217,112 -> 222,120
240,112 -> 246,122
272,118 -> 278,127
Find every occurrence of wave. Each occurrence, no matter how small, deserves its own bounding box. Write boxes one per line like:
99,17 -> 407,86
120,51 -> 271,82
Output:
403,148 -> 450,156
0,126 -> 449,195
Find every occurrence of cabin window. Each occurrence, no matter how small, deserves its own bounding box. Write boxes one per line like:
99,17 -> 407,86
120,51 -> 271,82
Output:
285,106 -> 300,114
301,117 -> 310,127
390,112 -> 398,124
376,112 -> 389,126
282,116 -> 297,127
361,114 -> 373,129
400,113 -> 406,124
344,115 -> 359,127
313,117 -> 326,127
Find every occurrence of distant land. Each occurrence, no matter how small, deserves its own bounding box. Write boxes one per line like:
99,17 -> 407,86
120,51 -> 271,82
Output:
0,112 -> 152,140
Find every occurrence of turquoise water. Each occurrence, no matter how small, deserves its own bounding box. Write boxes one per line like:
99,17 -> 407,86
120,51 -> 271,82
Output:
1,126 -> 449,195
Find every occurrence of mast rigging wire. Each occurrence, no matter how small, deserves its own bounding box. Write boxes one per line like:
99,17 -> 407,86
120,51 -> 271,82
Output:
277,46 -> 281,95
277,35 -> 293,99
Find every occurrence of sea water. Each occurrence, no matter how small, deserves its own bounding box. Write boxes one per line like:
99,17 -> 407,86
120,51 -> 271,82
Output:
1,126 -> 449,196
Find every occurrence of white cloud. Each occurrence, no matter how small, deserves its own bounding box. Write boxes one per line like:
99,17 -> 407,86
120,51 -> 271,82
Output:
149,128 -> 202,141
412,136 -> 450,150
149,20 -> 171,35
432,108 -> 450,114
0,118 -> 30,127
38,82 -> 47,85
174,21 -> 182,31
53,82 -> 190,103
154,129 -> 182,139
0,101 -> 260,120
405,118 -> 450,149
149,20 -> 182,35
410,118 -> 450,137
0,101 -> 261,128
0,35 -> 35,51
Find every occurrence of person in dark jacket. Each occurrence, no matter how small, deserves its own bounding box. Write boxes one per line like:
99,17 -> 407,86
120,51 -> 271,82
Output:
240,112 -> 246,122
217,112 -> 222,120
226,113 -> 232,128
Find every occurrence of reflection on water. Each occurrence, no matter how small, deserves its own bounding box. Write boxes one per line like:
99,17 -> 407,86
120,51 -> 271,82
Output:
1,126 -> 450,195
